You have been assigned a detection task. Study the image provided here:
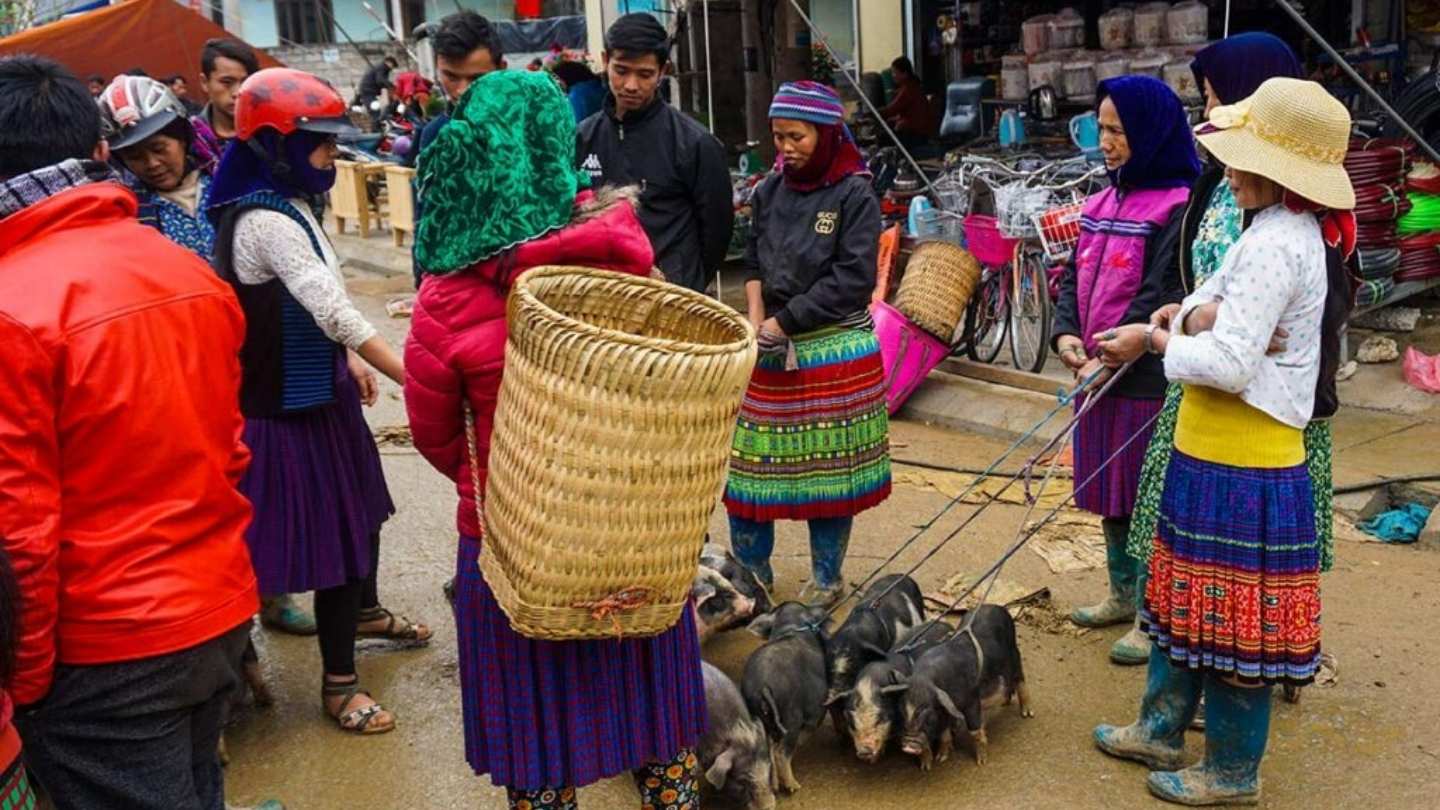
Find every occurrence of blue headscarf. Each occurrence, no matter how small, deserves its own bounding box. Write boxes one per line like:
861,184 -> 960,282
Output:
1191,32 -> 1302,107
206,129 -> 337,216
1096,76 -> 1201,190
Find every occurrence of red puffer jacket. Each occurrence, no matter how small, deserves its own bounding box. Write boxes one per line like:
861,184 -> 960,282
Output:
405,190 -> 655,537
0,184 -> 259,705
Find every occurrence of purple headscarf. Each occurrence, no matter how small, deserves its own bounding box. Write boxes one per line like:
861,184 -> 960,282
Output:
1097,76 -> 1202,190
206,129 -> 337,214
1191,32 -> 1302,107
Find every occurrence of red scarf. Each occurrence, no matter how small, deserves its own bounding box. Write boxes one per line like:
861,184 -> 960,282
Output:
777,123 -> 869,192
1284,189 -> 1356,260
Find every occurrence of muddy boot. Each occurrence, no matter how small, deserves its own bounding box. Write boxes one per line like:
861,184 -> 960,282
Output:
1111,564 -> 1152,665
728,515 -> 776,591
260,594 -> 317,636
804,517 -> 852,609
1094,646 -> 1202,771
1146,678 -> 1271,806
1072,518 -> 1139,628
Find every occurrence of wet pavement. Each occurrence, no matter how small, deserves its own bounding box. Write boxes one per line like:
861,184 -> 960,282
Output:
223,266 -> 1440,809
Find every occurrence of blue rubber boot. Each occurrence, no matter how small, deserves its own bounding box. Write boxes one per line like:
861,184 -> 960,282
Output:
802,517 -> 852,608
727,515 -> 776,590
1146,677 -> 1272,806
1094,646 -> 1203,770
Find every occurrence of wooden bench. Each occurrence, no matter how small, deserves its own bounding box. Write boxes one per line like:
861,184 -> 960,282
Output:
384,165 -> 417,247
330,160 -> 388,238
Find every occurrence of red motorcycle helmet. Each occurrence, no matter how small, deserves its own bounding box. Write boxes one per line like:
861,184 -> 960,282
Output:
233,67 -> 357,141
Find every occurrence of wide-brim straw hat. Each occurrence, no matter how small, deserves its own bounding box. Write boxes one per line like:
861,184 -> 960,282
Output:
1196,77 -> 1356,210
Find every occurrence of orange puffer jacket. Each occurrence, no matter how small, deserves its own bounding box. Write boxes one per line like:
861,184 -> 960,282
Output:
0,183 -> 259,704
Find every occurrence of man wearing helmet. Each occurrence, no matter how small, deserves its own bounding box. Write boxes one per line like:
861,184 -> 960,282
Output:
208,68 -> 429,737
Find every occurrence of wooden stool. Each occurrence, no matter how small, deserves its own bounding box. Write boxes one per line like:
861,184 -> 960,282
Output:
384,165 -> 417,247
330,161 -> 389,238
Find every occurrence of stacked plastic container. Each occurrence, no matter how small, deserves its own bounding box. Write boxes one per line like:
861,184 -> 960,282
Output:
1009,3 -> 1210,104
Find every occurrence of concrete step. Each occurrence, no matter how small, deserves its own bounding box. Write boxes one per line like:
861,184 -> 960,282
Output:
897,369 -> 1070,445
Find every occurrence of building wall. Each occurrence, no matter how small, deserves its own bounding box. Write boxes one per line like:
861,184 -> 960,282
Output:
856,0 -> 902,75
270,40 -> 409,103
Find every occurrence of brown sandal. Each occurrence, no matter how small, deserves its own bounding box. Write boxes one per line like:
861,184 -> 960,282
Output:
322,679 -> 395,735
356,606 -> 433,644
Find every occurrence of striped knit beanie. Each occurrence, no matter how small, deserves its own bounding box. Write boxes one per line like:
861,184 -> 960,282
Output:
768,81 -> 845,126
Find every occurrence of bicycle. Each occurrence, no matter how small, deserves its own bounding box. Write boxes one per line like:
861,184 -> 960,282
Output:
950,155 -> 1103,372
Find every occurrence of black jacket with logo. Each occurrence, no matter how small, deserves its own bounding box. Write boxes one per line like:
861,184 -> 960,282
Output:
575,94 -> 734,292
745,173 -> 881,335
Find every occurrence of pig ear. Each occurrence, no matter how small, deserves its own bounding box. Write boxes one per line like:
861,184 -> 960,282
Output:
880,683 -> 909,695
692,579 -> 718,603
747,612 -> 776,639
823,689 -> 853,707
932,685 -> 963,720
704,748 -> 735,789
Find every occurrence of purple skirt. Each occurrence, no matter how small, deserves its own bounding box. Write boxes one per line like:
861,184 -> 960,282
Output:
453,535 -> 707,791
239,358 -> 394,594
1072,394 -> 1162,518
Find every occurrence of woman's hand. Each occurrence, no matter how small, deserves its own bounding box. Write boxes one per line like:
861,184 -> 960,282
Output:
1267,326 -> 1289,355
348,350 -> 379,406
1150,303 -> 1182,330
1181,301 -> 1220,336
757,317 -> 787,350
1075,356 -> 1115,392
1093,324 -> 1148,367
1055,334 -> 1088,371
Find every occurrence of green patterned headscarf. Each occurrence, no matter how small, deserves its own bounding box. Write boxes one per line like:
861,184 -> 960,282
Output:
414,70 -> 588,274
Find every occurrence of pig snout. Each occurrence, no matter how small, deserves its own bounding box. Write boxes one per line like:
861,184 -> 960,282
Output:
900,734 -> 929,758
734,593 -> 757,620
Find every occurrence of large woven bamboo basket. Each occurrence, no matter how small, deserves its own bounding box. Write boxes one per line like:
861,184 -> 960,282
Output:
480,266 -> 758,641
893,241 -> 983,341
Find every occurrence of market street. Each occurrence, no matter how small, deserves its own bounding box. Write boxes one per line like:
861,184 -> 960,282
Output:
219,269 -> 1440,810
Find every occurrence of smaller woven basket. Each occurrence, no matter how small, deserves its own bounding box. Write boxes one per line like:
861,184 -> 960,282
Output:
480,266 -> 757,641
893,241 -> 982,342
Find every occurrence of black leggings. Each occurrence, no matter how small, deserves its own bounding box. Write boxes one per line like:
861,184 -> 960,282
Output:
314,532 -> 382,677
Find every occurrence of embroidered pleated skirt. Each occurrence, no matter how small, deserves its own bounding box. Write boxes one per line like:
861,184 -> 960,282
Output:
1140,386 -> 1322,686
453,535 -> 708,790
724,326 -> 892,522
238,354 -> 394,594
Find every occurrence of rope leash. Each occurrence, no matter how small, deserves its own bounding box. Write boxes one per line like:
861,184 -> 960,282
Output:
903,405 -> 1165,651
851,361 -> 1139,616
825,364 -> 1111,619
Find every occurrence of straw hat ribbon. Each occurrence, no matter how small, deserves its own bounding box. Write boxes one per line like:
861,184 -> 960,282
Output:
1196,77 -> 1355,210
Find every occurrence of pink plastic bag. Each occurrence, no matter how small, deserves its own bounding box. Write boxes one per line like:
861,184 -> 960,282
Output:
872,300 -> 949,415
1403,346 -> 1440,394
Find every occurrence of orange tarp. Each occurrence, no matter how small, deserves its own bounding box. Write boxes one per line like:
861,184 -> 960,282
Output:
0,0 -> 281,102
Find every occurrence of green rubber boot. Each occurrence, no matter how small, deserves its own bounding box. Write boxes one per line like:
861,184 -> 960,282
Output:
1072,518 -> 1139,628
1146,677 -> 1272,806
1110,566 -> 1152,665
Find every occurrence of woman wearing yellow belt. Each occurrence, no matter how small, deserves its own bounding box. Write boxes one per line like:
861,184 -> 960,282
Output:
1089,78 -> 1354,806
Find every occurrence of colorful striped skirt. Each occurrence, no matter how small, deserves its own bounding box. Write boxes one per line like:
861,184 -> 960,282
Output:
724,326 -> 892,522
1140,450 -> 1322,686
1127,383 -> 1336,572
239,354 -> 394,594
1071,394 -> 1163,518
0,724 -> 34,810
454,535 -> 707,791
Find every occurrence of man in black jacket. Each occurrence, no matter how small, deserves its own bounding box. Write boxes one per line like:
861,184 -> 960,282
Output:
575,13 -> 734,293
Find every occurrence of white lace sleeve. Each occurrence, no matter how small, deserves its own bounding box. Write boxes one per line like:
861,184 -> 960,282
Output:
231,209 -> 378,350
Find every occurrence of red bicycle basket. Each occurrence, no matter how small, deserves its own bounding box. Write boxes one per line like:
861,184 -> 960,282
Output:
1035,202 -> 1084,263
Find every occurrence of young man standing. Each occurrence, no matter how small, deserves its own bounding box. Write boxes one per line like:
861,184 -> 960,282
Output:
353,54 -> 400,113
575,13 -> 734,294
408,10 -> 503,284
0,56 -> 264,810
191,38 -> 260,167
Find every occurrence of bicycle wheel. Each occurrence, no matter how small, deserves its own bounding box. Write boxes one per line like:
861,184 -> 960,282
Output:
964,268 -> 1009,364
1009,248 -> 1052,373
